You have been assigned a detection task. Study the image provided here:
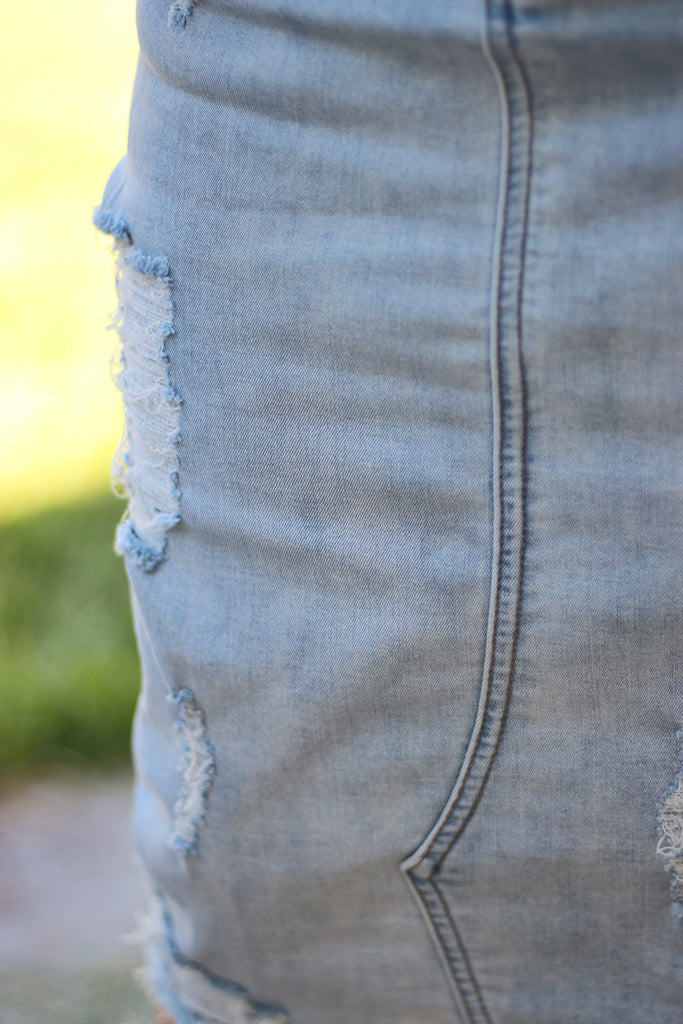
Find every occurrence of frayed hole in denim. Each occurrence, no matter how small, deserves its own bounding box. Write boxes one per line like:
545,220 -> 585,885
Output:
656,728 -> 683,910
94,210 -> 182,573
167,688 -> 216,860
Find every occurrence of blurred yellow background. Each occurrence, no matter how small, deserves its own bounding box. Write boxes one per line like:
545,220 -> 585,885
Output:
1,2 -> 138,522
0,9 -> 150,1020
0,3 -> 144,782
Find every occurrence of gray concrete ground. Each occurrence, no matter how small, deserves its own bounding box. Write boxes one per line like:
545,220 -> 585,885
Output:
0,773 -> 152,1024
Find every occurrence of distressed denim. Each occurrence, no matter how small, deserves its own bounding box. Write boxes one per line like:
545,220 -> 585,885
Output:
93,1 -> 683,1021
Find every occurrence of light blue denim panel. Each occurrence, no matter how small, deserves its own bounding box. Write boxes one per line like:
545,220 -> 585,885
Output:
94,1 -> 682,1022
401,3 -> 683,1023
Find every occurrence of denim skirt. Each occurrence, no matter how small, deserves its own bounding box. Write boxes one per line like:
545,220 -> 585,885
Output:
94,1 -> 682,1021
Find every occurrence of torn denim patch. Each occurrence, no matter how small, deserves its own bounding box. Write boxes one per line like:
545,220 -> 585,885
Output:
168,0 -> 198,28
657,728 -> 683,913
94,206 -> 182,572
138,891 -> 293,1024
168,688 -> 216,859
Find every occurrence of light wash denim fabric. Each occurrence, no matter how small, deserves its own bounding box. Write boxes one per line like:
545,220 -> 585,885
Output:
93,1 -> 682,1021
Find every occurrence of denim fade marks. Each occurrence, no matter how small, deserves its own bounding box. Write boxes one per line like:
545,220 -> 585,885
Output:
93,205 -> 182,572
657,728 -> 683,914
140,891 -> 293,1024
400,2 -> 531,1021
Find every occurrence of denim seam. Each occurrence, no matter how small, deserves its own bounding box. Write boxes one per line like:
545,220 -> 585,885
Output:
400,1 -> 531,1020
406,872 -> 494,1024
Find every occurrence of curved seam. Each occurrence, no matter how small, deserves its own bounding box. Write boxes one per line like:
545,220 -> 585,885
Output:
402,0 -> 529,878
434,3 -> 532,872
400,9 -> 509,883
400,1 -> 531,1020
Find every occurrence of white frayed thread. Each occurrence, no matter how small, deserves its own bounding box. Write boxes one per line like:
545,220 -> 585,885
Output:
657,729 -> 683,910
139,890 -> 292,1024
125,892 -> 181,1022
108,241 -> 182,572
168,689 -> 216,859
168,0 -> 198,28
94,208 -> 181,571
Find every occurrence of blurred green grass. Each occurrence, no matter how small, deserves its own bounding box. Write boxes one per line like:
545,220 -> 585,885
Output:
0,494 -> 139,780
0,3 -> 141,780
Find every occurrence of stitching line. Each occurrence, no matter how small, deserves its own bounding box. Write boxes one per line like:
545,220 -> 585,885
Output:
431,0 -> 532,874
432,876 -> 495,1024
400,1 -> 532,1020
